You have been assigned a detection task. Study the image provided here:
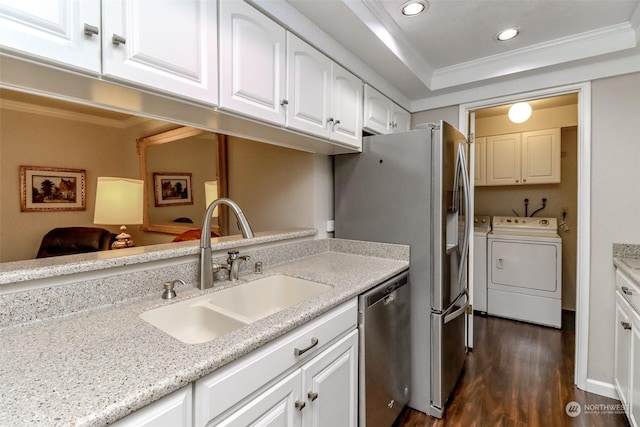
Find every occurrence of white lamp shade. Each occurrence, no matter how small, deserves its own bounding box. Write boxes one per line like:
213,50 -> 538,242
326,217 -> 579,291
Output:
204,180 -> 219,216
94,177 -> 144,225
508,102 -> 532,123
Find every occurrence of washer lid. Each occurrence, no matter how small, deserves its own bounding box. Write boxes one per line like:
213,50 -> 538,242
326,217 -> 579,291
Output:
492,216 -> 558,234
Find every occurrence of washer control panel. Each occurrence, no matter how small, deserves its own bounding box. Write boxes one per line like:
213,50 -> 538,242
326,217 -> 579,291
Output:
492,216 -> 558,233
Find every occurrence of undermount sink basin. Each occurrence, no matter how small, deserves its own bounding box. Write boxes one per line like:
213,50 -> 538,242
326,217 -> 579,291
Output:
139,274 -> 332,344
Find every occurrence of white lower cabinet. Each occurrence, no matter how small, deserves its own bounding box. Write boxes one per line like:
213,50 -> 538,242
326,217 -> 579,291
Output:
111,386 -> 192,427
614,269 -> 640,427
194,299 -> 358,427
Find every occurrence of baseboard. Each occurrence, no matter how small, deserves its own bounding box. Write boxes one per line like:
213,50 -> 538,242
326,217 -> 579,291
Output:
585,378 -> 619,400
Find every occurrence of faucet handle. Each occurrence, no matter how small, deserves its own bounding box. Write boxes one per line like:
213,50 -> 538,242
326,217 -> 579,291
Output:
227,250 -> 239,261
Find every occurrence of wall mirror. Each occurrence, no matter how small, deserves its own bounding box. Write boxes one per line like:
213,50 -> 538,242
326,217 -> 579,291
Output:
137,127 -> 229,237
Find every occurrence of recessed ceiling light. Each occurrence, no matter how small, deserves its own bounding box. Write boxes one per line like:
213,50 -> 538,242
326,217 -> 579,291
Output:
401,1 -> 428,17
497,28 -> 519,41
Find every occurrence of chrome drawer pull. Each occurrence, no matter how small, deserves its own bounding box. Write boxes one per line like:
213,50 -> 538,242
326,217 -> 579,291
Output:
621,321 -> 632,330
308,391 -> 318,401
622,286 -> 633,295
294,337 -> 318,356
83,23 -> 99,37
295,400 -> 306,411
112,34 -> 126,46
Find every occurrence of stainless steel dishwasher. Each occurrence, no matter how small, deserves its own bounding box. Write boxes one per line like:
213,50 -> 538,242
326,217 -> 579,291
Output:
358,270 -> 411,427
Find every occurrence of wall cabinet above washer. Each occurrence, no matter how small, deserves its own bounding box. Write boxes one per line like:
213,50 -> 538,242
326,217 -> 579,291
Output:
363,84 -> 410,135
477,128 -> 561,186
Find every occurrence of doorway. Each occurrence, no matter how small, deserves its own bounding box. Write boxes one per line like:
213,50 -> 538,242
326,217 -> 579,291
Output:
459,82 -> 591,391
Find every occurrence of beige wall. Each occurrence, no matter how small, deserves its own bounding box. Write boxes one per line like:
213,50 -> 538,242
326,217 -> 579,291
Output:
589,72 -> 640,383
227,136 -> 316,234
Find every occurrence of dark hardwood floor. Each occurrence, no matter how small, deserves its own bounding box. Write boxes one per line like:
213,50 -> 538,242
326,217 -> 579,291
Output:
394,311 -> 630,427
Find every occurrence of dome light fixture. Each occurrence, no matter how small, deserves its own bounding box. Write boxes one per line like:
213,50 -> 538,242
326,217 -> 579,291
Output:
508,102 -> 532,123
401,1 -> 427,16
497,28 -> 519,41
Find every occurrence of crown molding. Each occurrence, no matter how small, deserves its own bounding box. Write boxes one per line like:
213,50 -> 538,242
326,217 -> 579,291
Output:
430,22 -> 637,90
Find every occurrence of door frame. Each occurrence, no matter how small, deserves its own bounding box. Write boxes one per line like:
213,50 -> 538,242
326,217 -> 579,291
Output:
457,82 -> 591,391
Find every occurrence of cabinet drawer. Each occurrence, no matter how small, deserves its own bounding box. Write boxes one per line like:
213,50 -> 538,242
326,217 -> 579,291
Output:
616,269 -> 640,314
194,299 -> 357,426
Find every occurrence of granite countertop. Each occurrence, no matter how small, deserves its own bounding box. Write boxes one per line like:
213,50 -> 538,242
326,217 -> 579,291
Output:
0,245 -> 409,426
613,243 -> 640,285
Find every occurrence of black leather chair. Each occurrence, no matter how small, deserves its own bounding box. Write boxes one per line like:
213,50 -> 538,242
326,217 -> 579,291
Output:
36,227 -> 117,258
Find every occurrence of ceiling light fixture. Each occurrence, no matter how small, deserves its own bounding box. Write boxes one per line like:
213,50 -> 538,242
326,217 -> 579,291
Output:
401,1 -> 427,16
497,28 -> 519,41
508,102 -> 532,123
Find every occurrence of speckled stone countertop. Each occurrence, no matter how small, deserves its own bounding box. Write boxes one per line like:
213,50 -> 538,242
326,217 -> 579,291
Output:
0,239 -> 408,426
613,243 -> 640,285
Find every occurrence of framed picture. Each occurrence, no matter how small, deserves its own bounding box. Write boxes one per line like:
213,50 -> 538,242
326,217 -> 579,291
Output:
153,172 -> 193,207
20,166 -> 86,212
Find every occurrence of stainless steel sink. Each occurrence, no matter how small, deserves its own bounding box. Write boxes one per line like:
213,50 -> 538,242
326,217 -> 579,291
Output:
139,274 -> 332,344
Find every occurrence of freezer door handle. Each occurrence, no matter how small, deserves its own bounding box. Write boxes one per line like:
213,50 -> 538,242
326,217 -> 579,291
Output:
443,289 -> 469,324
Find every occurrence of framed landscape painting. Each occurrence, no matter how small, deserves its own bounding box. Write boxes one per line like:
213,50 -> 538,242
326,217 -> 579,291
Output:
20,166 -> 86,212
153,172 -> 193,207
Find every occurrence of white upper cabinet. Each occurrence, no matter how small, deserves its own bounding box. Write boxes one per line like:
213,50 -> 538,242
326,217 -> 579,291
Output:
363,84 -> 409,134
483,128 -> 561,186
486,133 -> 522,185
101,0 -> 218,105
392,103 -> 411,133
521,128 -> 561,184
286,33 -> 331,137
219,0 -> 287,125
0,0 -> 101,73
286,33 -> 361,149
474,136 -> 487,186
330,62 -> 362,148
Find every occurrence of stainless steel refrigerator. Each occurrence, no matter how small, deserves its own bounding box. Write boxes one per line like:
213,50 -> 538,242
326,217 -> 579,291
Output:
334,121 -> 471,419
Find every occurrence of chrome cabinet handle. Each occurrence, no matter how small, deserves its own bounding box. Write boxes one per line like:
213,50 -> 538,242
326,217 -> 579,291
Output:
295,400 -> 306,411
294,337 -> 318,356
333,119 -> 340,126
621,321 -> 632,330
112,34 -> 126,46
83,23 -> 99,37
280,99 -> 288,106
327,117 -> 334,124
307,391 -> 318,401
622,286 -> 633,295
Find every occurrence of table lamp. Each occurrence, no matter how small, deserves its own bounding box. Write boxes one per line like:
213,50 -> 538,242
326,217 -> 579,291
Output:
94,177 -> 144,249
204,180 -> 219,216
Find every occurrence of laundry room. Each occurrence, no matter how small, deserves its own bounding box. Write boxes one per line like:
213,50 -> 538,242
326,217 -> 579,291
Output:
473,94 -> 578,315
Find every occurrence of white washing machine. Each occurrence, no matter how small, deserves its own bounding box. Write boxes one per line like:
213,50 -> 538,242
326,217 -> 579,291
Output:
487,216 -> 562,328
473,215 -> 491,314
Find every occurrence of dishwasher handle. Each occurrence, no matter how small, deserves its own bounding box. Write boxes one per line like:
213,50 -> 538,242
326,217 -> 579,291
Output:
363,271 -> 409,308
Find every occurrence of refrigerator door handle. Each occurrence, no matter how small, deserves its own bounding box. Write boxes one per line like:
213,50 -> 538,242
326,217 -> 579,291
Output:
443,289 -> 469,324
455,144 -> 472,292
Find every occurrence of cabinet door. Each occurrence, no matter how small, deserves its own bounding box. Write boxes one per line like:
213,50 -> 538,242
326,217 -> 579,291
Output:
615,293 -> 632,409
391,104 -> 411,133
301,330 -> 358,427
521,128 -> 561,184
101,0 -> 217,105
286,33 -> 331,138
219,0 -> 286,125
363,84 -> 391,135
474,137 -> 487,186
111,386 -> 192,427
486,133 -> 521,185
631,307 -> 640,427
215,370 -> 303,427
330,63 -> 362,148
0,0 -> 100,73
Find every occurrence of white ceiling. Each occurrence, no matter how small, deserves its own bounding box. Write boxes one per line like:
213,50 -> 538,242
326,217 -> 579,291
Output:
283,0 -> 640,106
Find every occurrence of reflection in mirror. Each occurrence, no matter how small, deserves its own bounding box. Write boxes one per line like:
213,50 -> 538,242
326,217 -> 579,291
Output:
137,127 -> 228,237
0,89 -> 319,263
